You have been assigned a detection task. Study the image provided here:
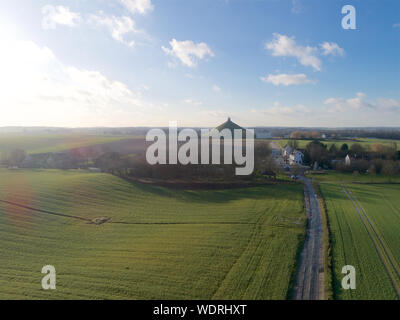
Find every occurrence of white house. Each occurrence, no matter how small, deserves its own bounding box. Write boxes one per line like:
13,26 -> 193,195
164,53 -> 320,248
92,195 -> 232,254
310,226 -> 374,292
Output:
289,151 -> 304,165
282,145 -> 304,165
283,145 -> 293,158
345,155 -> 351,166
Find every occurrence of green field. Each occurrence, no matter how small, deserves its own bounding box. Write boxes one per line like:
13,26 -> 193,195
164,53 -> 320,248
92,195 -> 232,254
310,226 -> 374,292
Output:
0,169 -> 305,299
308,171 -> 400,184
275,138 -> 399,149
1,134 -> 397,156
0,134 -> 135,154
318,175 -> 400,299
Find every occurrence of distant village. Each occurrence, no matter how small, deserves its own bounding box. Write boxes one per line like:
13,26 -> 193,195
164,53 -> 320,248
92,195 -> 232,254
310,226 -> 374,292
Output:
1,118 -> 399,180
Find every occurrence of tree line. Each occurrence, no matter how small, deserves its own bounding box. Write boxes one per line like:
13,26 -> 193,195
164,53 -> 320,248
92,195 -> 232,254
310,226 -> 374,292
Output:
301,140 -> 400,179
0,142 -> 277,182
93,141 -> 276,181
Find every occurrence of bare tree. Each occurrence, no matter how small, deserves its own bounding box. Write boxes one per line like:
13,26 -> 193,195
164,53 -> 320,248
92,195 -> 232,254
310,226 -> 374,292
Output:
368,164 -> 376,183
382,161 -> 396,183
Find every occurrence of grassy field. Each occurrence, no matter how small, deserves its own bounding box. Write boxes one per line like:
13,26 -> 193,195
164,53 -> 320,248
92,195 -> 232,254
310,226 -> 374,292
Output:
308,171 -> 400,184
1,134 -> 397,156
274,138 -> 399,149
0,169 -> 305,299
316,172 -> 400,299
0,134 -> 136,154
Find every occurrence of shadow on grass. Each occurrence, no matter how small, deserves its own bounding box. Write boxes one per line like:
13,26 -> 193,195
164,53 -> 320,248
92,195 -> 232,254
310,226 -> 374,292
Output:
128,179 -> 303,204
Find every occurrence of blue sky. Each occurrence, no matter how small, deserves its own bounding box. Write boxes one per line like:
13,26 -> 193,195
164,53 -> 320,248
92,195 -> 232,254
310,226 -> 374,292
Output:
0,0 -> 399,127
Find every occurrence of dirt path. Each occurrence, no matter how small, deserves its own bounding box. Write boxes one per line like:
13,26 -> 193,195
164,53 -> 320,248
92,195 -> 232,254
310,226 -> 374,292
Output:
292,178 -> 325,300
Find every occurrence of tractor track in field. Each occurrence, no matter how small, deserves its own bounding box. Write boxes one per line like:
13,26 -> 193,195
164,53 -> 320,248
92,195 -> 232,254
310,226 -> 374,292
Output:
211,213 -> 265,299
378,191 -> 400,219
0,198 -> 301,228
0,199 -> 91,222
110,221 -> 256,225
0,199 -> 254,225
343,187 -> 400,298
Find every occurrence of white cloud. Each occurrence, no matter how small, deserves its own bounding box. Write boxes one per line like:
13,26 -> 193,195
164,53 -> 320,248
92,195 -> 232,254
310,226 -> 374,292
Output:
162,39 -> 214,67
320,42 -> 345,56
265,33 -> 321,71
252,102 -> 311,115
88,13 -> 140,47
324,92 -> 400,113
261,73 -> 314,86
325,92 -> 370,112
184,99 -> 203,106
41,5 -> 151,47
375,98 -> 400,112
212,85 -> 221,92
0,36 -> 147,126
41,5 -> 81,30
120,0 -> 154,15
393,23 -> 400,28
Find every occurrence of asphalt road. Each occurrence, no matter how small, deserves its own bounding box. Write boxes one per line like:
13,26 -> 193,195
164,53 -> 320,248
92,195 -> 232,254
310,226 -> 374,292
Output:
292,177 -> 325,300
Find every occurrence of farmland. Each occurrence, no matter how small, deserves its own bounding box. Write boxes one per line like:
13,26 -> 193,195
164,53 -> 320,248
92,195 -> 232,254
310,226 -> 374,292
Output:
2,132 -> 398,155
0,169 -> 305,299
274,138 -> 400,150
316,173 -> 400,299
308,172 -> 400,184
0,134 -> 136,154
1,132 -> 398,159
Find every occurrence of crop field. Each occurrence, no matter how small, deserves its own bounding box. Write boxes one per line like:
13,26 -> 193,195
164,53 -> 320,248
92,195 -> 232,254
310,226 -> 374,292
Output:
308,172 -> 400,184
0,169 -> 305,299
320,180 -> 400,299
1,134 -> 397,156
275,138 -> 399,149
0,134 -> 136,154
